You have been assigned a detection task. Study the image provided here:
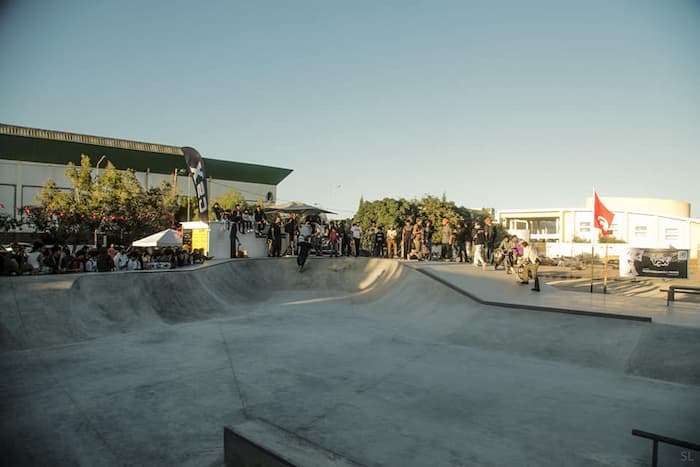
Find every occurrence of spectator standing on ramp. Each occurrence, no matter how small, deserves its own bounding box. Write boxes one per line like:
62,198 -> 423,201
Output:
351,222 -> 362,257
270,216 -> 283,257
401,219 -> 413,260
440,218 -> 452,261
374,226 -> 386,258
386,225 -> 398,258
424,219 -> 435,261
412,218 -> 425,260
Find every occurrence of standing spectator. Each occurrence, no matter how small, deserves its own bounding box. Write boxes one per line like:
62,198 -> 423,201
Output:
412,218 -> 425,260
127,252 -> 142,270
85,251 -> 98,272
96,247 -> 115,272
44,246 -> 61,273
351,222 -> 363,257
484,216 -> 497,264
107,243 -> 118,259
454,221 -> 468,263
424,219 -> 435,260
386,225 -> 398,258
343,221 -> 353,256
472,220 -> 487,270
374,226 -> 386,258
401,220 -> 413,260
60,247 -> 74,273
284,216 -> 297,255
270,216 -> 283,257
464,220 -> 473,263
70,251 -> 85,273
440,218 -> 452,261
113,247 -> 129,271
328,222 -> 340,257
229,217 -> 239,258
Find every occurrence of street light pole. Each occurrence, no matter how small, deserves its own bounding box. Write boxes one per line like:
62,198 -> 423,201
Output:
95,155 -> 107,178
177,169 -> 191,222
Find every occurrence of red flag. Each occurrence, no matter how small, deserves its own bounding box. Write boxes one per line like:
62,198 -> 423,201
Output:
594,192 -> 615,235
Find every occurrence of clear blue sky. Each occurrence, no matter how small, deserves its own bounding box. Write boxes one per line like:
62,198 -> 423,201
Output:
1,0 -> 699,217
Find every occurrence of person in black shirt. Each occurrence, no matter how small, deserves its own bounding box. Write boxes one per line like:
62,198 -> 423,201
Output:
454,222 -> 468,263
374,226 -> 386,258
270,216 -> 282,257
212,202 -> 224,221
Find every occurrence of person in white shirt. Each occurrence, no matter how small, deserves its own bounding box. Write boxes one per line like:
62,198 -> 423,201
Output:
26,242 -> 44,273
386,226 -> 398,258
113,249 -> 129,271
516,240 -> 540,291
126,253 -> 142,271
350,223 -> 363,257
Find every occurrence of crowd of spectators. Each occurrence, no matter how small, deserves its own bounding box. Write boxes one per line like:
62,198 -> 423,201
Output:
0,241 -> 211,275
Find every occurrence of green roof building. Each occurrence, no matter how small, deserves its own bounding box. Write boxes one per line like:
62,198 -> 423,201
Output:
0,123 -> 293,218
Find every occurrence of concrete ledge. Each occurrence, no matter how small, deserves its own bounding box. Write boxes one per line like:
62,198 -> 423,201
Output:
411,266 -> 652,323
224,421 -> 362,467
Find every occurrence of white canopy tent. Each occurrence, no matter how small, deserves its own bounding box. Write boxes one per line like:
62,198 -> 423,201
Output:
132,229 -> 183,248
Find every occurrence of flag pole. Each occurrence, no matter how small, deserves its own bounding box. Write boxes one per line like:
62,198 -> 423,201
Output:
590,188 -> 595,293
603,244 -> 609,294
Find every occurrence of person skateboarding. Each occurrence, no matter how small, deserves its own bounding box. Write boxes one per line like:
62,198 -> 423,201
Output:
297,217 -> 313,271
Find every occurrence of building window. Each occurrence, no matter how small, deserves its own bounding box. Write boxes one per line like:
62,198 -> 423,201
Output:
579,221 -> 591,233
634,226 -> 648,238
665,228 -> 679,241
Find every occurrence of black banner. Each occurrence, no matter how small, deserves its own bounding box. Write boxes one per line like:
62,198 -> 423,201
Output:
621,248 -> 689,279
182,146 -> 209,222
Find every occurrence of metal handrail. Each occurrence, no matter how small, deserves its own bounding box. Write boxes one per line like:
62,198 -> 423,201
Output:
632,429 -> 700,467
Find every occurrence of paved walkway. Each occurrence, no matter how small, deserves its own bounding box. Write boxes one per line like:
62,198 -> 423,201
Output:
406,261 -> 700,328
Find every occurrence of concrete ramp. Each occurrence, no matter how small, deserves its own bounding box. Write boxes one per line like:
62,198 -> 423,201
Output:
1,258 -> 699,467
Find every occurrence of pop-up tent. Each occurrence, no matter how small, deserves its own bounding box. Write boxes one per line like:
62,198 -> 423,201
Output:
264,201 -> 335,216
132,229 -> 183,247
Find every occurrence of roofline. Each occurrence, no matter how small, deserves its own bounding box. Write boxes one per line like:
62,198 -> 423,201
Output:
1,123 -> 182,156
497,207 -> 700,224
0,123 -> 293,185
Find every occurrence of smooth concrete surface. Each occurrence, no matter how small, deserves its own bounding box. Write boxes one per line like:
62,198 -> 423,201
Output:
1,258 -> 699,466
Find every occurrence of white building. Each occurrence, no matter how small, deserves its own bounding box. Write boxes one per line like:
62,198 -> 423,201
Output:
497,197 -> 700,262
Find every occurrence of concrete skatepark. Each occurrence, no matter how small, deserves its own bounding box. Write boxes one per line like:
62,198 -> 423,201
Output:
1,258 -> 699,466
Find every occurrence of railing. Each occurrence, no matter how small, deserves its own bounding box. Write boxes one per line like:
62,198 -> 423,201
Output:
632,429 -> 700,467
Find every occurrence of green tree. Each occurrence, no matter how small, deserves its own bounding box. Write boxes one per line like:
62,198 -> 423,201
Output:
211,189 -> 248,212
24,154 -> 183,246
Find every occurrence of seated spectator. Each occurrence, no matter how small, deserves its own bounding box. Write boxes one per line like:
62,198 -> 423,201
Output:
26,241 -> 44,274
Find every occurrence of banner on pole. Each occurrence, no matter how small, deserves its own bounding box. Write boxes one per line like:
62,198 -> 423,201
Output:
182,146 -> 209,222
619,248 -> 689,279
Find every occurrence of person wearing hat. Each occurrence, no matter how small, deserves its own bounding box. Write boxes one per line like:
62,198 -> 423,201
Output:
516,240 -> 541,291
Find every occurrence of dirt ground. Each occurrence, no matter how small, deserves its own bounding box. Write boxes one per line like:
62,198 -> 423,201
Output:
539,263 -> 700,302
